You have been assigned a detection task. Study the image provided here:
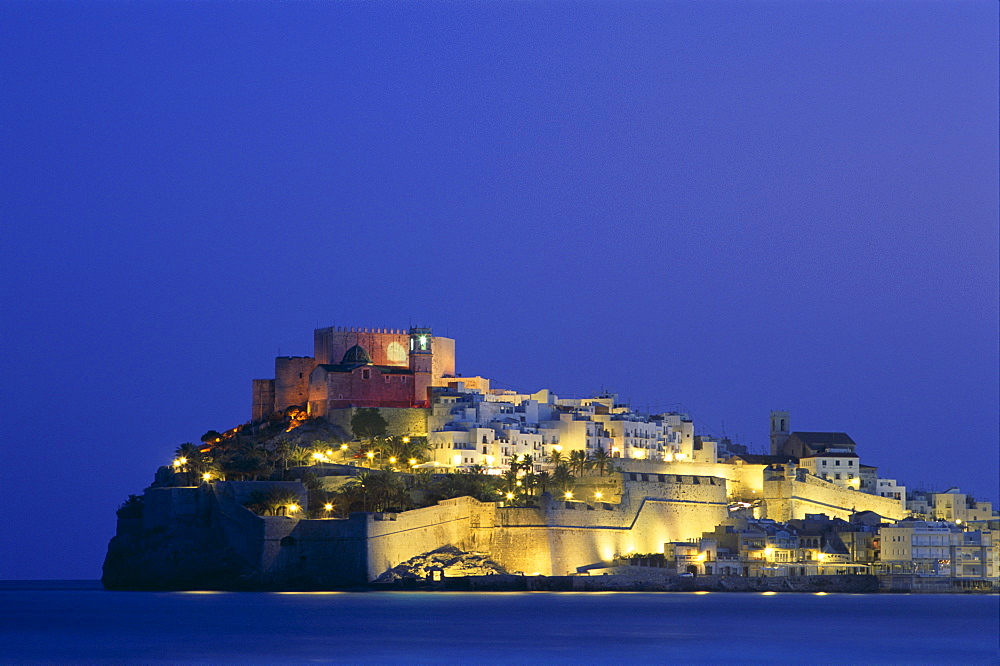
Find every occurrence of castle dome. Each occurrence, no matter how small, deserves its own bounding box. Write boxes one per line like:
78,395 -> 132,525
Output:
341,344 -> 372,365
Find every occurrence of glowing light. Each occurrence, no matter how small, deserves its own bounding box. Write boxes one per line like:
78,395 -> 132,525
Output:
564,491 -> 574,500
485,456 -> 495,466
505,492 -> 515,500
326,449 -> 334,456
287,504 -> 300,513
201,472 -> 212,481
693,591 -> 711,595
366,451 -> 375,460
402,437 -> 410,443
594,492 -> 604,500
676,453 -> 687,460
764,548 -> 774,559
389,457 -> 397,464
453,454 -> 462,466
323,503 -> 334,511
814,592 -> 827,596
697,552 -> 707,561
515,480 -> 522,487
553,445 -> 563,453
409,458 -> 417,466
312,452 -> 325,460
340,444 -> 349,451
633,450 -> 645,459
761,591 -> 777,596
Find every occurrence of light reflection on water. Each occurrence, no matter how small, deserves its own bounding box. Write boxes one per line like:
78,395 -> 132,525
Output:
0,583 -> 997,663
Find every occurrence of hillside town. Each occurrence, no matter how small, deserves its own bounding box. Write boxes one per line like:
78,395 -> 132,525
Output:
106,324 -> 998,591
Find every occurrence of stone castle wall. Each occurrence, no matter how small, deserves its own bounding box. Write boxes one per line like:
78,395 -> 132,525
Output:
136,470 -> 911,587
251,379 -> 275,421
323,406 -> 429,439
762,474 -> 906,522
274,356 -> 315,412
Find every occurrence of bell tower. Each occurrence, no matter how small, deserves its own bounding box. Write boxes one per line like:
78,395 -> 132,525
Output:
770,410 -> 790,456
409,327 -> 433,407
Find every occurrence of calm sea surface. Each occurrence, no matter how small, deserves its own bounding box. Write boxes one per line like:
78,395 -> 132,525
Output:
1,581 -> 997,664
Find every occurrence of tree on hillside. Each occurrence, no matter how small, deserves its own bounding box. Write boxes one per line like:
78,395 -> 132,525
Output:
243,487 -> 302,516
381,435 -> 432,466
535,470 -> 551,496
430,472 -> 502,503
337,470 -> 411,513
569,450 -> 591,476
351,408 -> 388,446
551,464 -> 575,495
116,494 -> 145,519
592,446 -> 612,476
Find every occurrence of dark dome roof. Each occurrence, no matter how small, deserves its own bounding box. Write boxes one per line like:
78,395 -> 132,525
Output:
341,344 -> 372,365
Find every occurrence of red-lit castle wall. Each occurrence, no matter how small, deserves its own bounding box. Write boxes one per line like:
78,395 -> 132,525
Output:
311,366 -> 415,413
254,325 -> 457,419
314,327 -> 411,366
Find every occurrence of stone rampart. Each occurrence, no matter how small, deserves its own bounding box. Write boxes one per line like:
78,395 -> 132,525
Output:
763,475 -> 906,521
615,459 -> 767,497
488,475 -> 727,576
325,407 -> 429,439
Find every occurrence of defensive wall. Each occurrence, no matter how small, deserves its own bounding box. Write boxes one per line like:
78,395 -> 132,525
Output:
323,406 -> 429,439
238,473 -> 724,580
762,472 -> 906,522
616,458 -> 906,522
129,467 -> 900,588
130,472 -> 727,586
491,474 -> 728,576
615,458 -> 767,497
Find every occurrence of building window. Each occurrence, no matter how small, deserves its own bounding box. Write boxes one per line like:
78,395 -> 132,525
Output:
362,369 -> 371,380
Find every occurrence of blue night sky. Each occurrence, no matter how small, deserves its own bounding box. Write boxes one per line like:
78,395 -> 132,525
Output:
2,1 -> 997,579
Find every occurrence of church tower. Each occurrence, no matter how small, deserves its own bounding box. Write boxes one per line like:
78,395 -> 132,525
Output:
770,410 -> 790,456
409,327 -> 433,407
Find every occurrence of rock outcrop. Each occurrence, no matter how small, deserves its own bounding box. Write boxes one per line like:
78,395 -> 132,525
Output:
375,545 -> 507,582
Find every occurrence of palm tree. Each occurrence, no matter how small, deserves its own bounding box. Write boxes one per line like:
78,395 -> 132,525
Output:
551,464 -> 575,495
569,450 -> 591,477
501,467 -> 520,497
340,470 -> 411,513
522,472 -> 539,498
547,450 -> 564,467
592,445 -> 612,476
535,470 -> 551,496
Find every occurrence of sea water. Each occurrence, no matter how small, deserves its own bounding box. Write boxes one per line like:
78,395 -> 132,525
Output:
1,581 -> 997,663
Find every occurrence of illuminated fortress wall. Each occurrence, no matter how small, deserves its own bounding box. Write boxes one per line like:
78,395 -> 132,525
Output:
200,474 -> 727,583
488,475 -> 728,576
314,327 -> 411,366
762,472 -> 907,522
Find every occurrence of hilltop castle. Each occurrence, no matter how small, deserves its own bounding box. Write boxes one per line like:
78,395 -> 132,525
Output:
103,322 -> 998,591
252,326 -> 461,419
